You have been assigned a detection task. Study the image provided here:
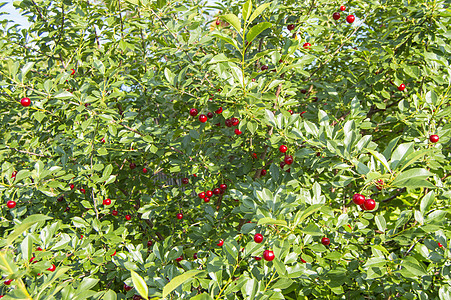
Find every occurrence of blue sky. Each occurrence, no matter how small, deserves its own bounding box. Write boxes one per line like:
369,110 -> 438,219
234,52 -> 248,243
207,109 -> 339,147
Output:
0,0 -> 30,27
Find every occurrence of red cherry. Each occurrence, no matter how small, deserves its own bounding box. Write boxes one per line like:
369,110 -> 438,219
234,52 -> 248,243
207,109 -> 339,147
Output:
124,283 -> 133,291
36,247 -> 43,251
20,97 -> 31,107
346,15 -> 355,23
176,213 -> 183,220
112,210 -> 118,216
213,188 -> 221,195
252,153 -> 258,159
207,112 -> 214,119
261,169 -> 267,176
7,200 -> 16,209
206,190 -> 213,197
333,12 -> 341,20
287,24 -> 295,31
280,161 -> 286,169
254,233 -> 264,243
215,19 -> 220,25
300,257 -> 307,263
279,145 -> 287,153
11,171 -> 17,178
4,279 -> 12,285
198,192 -> 206,199
175,256 -> 183,262
103,198 -> 111,205
220,184 -> 227,190
111,250 -> 116,256
284,155 -> 294,165
70,68 -> 75,75
147,240 -> 153,247
303,42 -> 311,49
47,264 -> 56,272
340,5 -> 346,11
29,256 -> 36,263
429,135 -> 439,143
70,184 -> 75,190
263,250 -> 275,261
189,108 -> 198,117
192,174 -> 197,177
288,110 -> 293,115
129,163 -> 136,169
80,188 -> 86,194
251,78 -> 256,82
363,199 -> 376,211
438,242 -> 443,248
352,194 -> 365,205
199,114 -> 207,123
300,111 -> 307,116
133,295 -> 143,300
321,237 -> 330,246
217,240 -> 224,246
204,197 -> 210,203
397,83 -> 406,91
64,207 -> 70,212
182,178 -> 189,184
215,107 -> 223,114
231,117 -> 240,126
193,253 -> 198,259
101,137 -> 106,143
234,129 -> 243,135
80,235 -> 83,239
261,65 -> 268,71
225,119 -> 233,127
143,168 -> 148,173
125,215 -> 131,221
254,256 -> 262,261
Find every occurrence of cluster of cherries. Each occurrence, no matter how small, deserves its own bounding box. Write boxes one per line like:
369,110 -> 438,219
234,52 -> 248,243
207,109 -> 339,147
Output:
352,193 -> 376,211
278,145 -> 294,171
189,107 -> 242,135
197,184 -> 228,204
331,6 -> 355,23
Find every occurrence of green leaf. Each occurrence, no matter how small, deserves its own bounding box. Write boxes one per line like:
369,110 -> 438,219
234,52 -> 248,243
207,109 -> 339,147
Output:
366,149 -> 391,173
211,33 -> 240,50
190,294 -> 214,300
21,62 -> 35,80
36,267 -> 71,299
392,168 -> 434,188
248,3 -> 270,23
242,0 -> 252,22
54,91 -> 74,99
292,204 -> 322,227
264,109 -> 275,126
103,290 -> 117,300
164,68 -> 175,85
3,214 -> 52,246
375,215 -> 386,232
420,190 -> 435,215
131,270 -> 148,299
257,217 -> 287,227
246,22 -> 272,44
162,270 -> 202,298
221,14 -> 241,33
401,256 -> 427,277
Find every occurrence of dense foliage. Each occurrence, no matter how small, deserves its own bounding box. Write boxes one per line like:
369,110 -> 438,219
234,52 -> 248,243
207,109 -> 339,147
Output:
1,0 -> 450,299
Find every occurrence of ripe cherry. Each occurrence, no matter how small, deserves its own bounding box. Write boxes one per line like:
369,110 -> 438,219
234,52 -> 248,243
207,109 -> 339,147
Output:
288,110 -> 293,115
182,178 -> 189,184
207,112 -> 214,119
251,78 -> 256,82
129,163 -> 136,169
346,15 -> 355,23
206,190 -> 213,197
143,168 -> 148,173
321,237 -> 330,246
300,257 -> 307,263
103,198 -> 111,205
234,129 -> 243,135
199,114 -> 207,123
4,279 -> 12,285
352,194 -> 365,205
254,256 -> 262,261
252,153 -> 258,159
147,240 -> 153,247
261,169 -> 267,176
280,161 -> 286,169
254,233 -> 264,243
333,12 -> 340,20
80,188 -> 86,194
438,242 -> 443,248
204,197 -> 210,203
198,192 -> 206,199
193,253 -> 198,259
429,135 -> 439,143
176,256 -> 183,262
397,83 -> 406,91
215,19 -> 220,25
263,250 -> 275,261
112,210 -> 118,216
279,145 -> 287,153
287,24 -> 295,31
70,184 -> 75,190
20,97 -> 31,107
176,213 -> 183,220
217,240 -> 224,246
213,188 -> 221,195
340,5 -> 346,11
125,215 -> 131,221
11,171 -> 17,178
36,247 -> 43,251
7,201 -> 16,209
64,207 -> 70,212
189,108 -> 198,117
231,117 -> 240,126
363,199 -> 376,211
284,155 -> 294,165
261,65 -> 268,71
220,184 -> 227,190
124,283 -> 133,291
303,42 -> 311,49
47,264 -> 56,272
215,107 -> 223,114
133,295 -> 143,300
